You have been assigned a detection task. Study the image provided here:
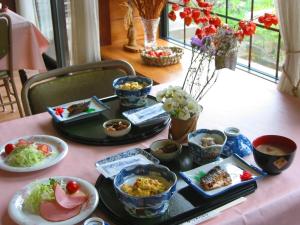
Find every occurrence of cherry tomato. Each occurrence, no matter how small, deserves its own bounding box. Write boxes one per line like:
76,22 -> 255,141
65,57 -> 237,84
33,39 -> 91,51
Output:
66,181 -> 80,194
5,144 -> 15,155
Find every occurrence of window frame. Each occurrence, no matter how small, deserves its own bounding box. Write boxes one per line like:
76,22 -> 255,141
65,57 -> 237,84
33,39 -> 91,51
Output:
160,0 -> 282,83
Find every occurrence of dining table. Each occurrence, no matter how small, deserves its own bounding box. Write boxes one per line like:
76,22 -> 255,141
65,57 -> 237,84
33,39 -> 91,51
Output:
0,9 -> 49,72
1,69 -> 300,225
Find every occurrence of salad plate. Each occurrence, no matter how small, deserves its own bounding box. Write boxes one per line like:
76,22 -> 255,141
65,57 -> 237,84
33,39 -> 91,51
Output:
8,176 -> 99,225
179,154 -> 266,197
0,135 -> 68,172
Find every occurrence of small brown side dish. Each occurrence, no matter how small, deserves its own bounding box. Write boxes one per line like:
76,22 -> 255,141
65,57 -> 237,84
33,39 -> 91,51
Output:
106,121 -> 129,132
103,119 -> 131,137
157,143 -> 178,154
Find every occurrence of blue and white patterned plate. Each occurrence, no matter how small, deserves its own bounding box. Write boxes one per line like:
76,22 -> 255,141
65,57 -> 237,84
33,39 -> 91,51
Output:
47,96 -> 109,124
179,154 -> 266,198
8,176 -> 99,225
95,148 -> 160,179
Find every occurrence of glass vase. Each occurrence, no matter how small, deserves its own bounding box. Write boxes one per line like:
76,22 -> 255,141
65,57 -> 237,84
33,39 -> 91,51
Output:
141,17 -> 160,49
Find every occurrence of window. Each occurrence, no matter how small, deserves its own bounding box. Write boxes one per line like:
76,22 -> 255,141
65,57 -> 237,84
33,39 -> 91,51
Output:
161,0 -> 284,82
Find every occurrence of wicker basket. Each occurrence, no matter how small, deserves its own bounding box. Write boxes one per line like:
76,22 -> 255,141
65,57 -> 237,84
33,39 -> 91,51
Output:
140,47 -> 183,67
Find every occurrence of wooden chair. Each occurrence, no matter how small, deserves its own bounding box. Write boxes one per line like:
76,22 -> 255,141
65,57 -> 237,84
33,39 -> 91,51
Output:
0,13 -> 23,116
21,60 -> 136,116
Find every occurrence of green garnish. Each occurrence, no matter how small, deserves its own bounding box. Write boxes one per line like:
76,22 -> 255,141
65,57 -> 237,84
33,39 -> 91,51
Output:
194,171 -> 206,182
23,179 -> 56,214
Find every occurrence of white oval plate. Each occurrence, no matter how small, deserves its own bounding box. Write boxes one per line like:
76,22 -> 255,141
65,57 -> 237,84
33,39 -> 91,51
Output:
0,135 -> 68,172
9,176 -> 99,225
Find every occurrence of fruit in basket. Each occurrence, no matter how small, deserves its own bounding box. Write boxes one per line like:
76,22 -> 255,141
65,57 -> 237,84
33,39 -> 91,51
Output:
146,49 -> 173,58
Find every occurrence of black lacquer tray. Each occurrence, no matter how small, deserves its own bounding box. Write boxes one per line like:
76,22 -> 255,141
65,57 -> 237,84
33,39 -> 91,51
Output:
53,95 -> 170,146
95,147 -> 257,225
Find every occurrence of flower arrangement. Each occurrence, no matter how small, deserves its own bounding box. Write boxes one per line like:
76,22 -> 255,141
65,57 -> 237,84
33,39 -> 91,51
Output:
156,86 -> 202,120
167,0 -> 278,102
168,0 -> 278,57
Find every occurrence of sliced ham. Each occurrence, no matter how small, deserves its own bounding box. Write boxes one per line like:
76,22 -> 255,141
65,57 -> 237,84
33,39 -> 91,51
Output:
40,200 -> 81,222
55,184 -> 88,209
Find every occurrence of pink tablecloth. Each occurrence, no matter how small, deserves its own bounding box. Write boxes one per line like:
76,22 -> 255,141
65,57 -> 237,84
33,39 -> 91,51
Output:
0,9 -> 49,72
1,72 -> 300,225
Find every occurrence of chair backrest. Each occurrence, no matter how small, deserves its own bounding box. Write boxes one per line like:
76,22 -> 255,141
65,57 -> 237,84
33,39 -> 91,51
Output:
21,60 -> 136,116
0,14 -> 11,66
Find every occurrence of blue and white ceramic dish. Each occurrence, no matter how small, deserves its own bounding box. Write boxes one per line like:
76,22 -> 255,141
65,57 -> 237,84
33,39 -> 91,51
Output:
113,164 -> 177,218
47,96 -> 109,124
95,148 -> 159,179
188,129 -> 227,165
179,154 -> 266,198
112,76 -> 153,108
223,127 -> 252,157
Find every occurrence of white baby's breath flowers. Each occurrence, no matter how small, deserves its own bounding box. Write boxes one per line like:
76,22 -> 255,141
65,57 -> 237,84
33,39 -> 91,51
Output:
156,86 -> 201,120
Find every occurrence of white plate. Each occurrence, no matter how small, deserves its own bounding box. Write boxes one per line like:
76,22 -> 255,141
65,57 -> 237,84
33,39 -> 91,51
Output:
8,176 -> 99,225
179,154 -> 265,197
0,135 -> 68,172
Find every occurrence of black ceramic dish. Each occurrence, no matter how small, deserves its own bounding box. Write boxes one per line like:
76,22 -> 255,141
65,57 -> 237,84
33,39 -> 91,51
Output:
95,146 -> 258,225
53,95 -> 170,146
252,135 -> 297,175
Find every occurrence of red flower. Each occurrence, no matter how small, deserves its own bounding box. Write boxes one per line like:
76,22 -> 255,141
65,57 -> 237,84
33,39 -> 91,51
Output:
197,0 -> 212,8
184,7 -> 192,15
204,25 -> 217,35
209,17 -> 222,27
168,11 -> 176,21
184,16 -> 193,26
235,29 -> 244,42
172,3 -> 180,11
258,16 -> 265,23
192,9 -> 201,20
183,0 -> 190,5
195,28 -> 203,39
199,17 -> 209,24
203,8 -> 212,17
257,13 -> 278,28
239,20 -> 246,29
180,11 -> 187,19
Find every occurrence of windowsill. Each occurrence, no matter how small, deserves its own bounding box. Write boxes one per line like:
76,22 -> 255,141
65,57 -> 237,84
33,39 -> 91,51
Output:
101,38 -> 279,91
101,39 -> 189,84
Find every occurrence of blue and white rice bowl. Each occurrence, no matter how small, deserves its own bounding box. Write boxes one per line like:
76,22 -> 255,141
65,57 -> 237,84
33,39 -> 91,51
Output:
188,129 -> 227,165
112,76 -> 153,108
113,164 -> 177,218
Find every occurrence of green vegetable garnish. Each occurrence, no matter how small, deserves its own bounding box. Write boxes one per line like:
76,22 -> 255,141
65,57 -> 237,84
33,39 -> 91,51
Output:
23,180 -> 56,214
5,146 -> 46,167
194,171 -> 206,182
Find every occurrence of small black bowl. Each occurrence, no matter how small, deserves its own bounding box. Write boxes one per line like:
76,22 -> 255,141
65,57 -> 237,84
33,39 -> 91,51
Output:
252,135 -> 297,175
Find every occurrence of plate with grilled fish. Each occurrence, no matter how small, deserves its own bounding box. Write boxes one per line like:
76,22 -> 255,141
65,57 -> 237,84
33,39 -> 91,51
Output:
47,96 -> 109,124
179,154 -> 265,197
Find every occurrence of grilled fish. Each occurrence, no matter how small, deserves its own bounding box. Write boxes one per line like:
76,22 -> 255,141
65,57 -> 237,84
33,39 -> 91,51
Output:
200,166 -> 232,191
67,101 -> 90,117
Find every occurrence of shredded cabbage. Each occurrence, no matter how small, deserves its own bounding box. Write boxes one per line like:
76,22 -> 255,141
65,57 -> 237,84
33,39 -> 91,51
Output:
5,146 -> 46,167
23,181 -> 55,214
